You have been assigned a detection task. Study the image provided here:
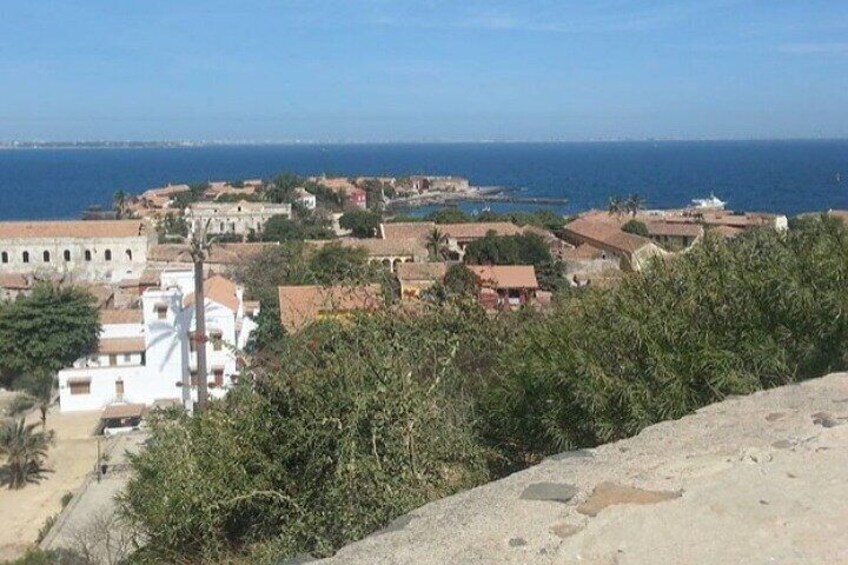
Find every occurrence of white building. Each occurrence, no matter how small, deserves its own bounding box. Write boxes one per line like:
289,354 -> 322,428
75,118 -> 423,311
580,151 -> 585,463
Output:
185,200 -> 291,239
294,188 -> 317,210
0,220 -> 153,284
57,269 -> 257,412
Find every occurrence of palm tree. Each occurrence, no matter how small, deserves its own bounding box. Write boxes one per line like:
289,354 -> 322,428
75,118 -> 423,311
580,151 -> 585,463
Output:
0,418 -> 54,489
625,194 -> 645,217
426,228 -> 450,261
608,196 -> 625,218
113,190 -> 127,219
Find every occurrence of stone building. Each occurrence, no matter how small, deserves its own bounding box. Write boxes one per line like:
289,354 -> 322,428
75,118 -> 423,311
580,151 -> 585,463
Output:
0,220 -> 153,284
185,200 -> 291,239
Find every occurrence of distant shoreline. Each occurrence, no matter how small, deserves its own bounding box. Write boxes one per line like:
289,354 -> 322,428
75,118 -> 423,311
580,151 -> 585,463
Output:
2,138 -> 848,150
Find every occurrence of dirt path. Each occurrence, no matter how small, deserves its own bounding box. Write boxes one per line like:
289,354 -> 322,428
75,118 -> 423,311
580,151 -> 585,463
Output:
0,408 -> 101,561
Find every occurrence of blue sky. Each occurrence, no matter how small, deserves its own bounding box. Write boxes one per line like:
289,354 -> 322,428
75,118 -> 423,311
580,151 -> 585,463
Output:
1,1 -> 847,141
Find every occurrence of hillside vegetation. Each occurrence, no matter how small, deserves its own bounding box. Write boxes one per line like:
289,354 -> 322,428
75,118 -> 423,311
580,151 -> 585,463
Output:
120,216 -> 848,563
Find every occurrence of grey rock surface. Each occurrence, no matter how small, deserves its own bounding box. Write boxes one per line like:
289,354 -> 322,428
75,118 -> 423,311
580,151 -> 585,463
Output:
320,373 -> 848,564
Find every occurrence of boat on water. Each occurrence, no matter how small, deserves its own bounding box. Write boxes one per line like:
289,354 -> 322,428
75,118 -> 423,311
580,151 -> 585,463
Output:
691,193 -> 727,210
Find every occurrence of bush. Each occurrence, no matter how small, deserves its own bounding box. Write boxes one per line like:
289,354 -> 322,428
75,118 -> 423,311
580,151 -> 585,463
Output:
481,223 -> 848,464
119,306 -> 503,562
621,219 -> 649,237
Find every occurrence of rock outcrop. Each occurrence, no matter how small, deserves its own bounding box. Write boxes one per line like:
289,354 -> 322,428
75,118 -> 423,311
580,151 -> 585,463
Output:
321,373 -> 848,564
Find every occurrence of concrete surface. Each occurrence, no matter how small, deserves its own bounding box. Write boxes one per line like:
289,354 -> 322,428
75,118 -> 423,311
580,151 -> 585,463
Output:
321,373 -> 848,564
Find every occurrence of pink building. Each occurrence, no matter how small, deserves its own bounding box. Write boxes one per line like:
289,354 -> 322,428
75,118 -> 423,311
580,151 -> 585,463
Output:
347,188 -> 367,210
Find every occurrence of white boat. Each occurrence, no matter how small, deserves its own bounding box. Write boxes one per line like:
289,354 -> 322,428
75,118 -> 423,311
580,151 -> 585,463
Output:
691,193 -> 726,210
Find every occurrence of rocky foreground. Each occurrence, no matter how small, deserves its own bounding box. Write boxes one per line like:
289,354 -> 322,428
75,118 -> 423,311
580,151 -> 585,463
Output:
321,373 -> 848,564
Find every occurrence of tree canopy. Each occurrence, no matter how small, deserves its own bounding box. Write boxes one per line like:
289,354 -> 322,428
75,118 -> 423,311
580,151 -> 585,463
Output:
0,285 -> 100,385
622,219 -> 649,237
338,210 -> 382,238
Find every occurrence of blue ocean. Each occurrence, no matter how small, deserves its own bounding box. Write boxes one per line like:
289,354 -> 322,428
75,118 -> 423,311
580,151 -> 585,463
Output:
0,141 -> 846,221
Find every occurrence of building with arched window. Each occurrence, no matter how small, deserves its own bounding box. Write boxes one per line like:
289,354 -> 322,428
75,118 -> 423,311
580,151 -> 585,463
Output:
0,220 -> 153,283
185,200 -> 291,240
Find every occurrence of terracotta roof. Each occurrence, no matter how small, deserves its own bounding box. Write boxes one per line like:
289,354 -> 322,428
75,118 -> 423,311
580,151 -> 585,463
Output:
101,403 -> 145,420
441,222 -> 524,240
469,265 -> 539,289
142,184 -> 189,198
380,221 -> 524,242
148,242 -> 278,264
828,210 -> 848,223
333,237 -> 428,257
81,285 -> 114,308
0,273 -> 29,289
0,220 -> 146,239
644,221 -> 704,238
396,262 -> 448,281
561,243 -> 606,261
563,217 -> 654,255
99,309 -> 143,325
184,275 -> 240,312
278,284 -> 382,332
97,337 -> 146,354
712,225 -> 744,238
381,222 -> 436,241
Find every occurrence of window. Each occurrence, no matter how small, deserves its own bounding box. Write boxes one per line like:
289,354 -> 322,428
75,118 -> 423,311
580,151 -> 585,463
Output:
104,249 -> 112,261
1,251 -> 7,264
155,304 -> 168,320
123,354 -> 132,363
43,250 -> 50,263
63,249 -> 71,261
125,249 -> 132,261
84,250 -> 92,261
188,331 -> 196,352
69,379 -> 91,395
190,370 -> 198,387
22,251 -> 29,263
210,330 -> 223,351
220,222 -> 225,231
115,380 -> 124,395
108,354 -> 117,367
213,369 -> 224,387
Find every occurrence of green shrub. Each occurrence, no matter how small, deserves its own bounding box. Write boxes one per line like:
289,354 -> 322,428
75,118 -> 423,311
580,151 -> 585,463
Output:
119,305 -> 507,563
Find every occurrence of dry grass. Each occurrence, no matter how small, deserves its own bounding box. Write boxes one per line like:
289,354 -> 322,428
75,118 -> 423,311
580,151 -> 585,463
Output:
0,407 -> 101,561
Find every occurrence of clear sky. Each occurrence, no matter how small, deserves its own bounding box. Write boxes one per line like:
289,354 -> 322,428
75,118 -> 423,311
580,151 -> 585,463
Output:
1,1 -> 846,142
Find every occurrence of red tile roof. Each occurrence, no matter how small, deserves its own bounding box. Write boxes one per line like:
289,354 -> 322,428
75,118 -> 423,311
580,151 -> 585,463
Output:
97,337 -> 146,354
0,220 -> 147,239
278,284 -> 382,332
184,275 -> 240,312
99,309 -> 143,325
469,265 -> 539,289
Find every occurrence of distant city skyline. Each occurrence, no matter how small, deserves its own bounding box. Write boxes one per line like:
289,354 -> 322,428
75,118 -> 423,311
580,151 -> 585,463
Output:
1,1 -> 847,142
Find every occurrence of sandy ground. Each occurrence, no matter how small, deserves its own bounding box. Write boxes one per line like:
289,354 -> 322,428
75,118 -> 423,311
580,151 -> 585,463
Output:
0,407 -> 101,561
323,373 -> 848,564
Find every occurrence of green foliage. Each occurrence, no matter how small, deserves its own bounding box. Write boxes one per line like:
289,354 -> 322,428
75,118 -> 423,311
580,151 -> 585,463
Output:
476,210 -> 565,230
303,181 -> 345,211
464,232 -> 551,267
482,224 -> 848,465
262,215 -> 334,242
622,219 -> 649,237
440,264 -> 480,299
265,173 -> 303,204
426,208 -> 472,224
156,212 -> 188,243
170,183 -> 207,209
123,219 -> 848,562
0,284 -> 100,384
120,308 -> 497,562
0,417 -> 54,489
338,210 -> 382,238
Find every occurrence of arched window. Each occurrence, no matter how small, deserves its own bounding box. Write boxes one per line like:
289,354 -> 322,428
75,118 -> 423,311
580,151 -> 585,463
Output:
43,250 -> 50,262
125,249 -> 133,261
63,250 -> 71,261
22,251 -> 29,263
84,250 -> 92,261
104,249 -> 112,261
1,251 -> 7,264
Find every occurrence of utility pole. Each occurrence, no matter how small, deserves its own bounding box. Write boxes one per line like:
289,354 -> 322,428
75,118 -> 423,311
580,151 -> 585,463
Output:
188,221 -> 213,413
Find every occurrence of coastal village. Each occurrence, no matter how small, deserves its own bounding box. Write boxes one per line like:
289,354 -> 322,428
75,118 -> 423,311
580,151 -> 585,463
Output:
0,171 -> 840,561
